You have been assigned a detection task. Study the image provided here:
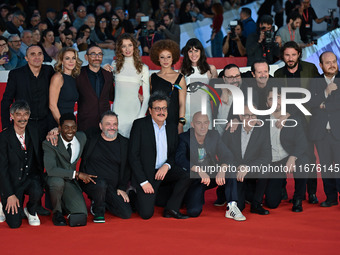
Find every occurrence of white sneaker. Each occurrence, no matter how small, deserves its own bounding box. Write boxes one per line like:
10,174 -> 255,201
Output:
225,202 -> 246,221
24,207 -> 40,226
0,202 -> 5,223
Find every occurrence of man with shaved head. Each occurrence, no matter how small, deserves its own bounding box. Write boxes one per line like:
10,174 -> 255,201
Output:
176,111 -> 244,220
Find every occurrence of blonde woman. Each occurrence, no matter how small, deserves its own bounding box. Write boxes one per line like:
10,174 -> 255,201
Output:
49,47 -> 82,128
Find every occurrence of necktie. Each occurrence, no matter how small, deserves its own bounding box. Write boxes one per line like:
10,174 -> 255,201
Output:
67,143 -> 72,161
19,135 -> 26,150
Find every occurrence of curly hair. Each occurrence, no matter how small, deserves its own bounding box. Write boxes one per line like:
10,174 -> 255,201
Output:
149,39 -> 180,66
54,47 -> 82,77
181,38 -> 210,76
115,33 -> 143,74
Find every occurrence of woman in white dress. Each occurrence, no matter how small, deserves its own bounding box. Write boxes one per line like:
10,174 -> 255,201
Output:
181,38 -> 218,131
111,33 -> 150,138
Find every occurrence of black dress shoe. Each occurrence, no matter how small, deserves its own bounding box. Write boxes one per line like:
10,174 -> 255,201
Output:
292,199 -> 303,212
213,198 -> 227,206
52,211 -> 67,226
163,209 -> 189,219
308,194 -> 319,204
250,205 -> 269,215
320,200 -> 338,207
36,205 -> 51,216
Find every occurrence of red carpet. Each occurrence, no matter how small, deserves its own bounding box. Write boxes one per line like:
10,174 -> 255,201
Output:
1,177 -> 339,255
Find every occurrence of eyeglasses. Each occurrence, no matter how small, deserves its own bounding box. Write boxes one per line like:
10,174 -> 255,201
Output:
152,107 -> 168,112
87,52 -> 104,58
242,114 -> 257,119
0,43 -> 7,47
225,74 -> 241,79
100,20 -> 107,24
65,37 -> 73,41
10,40 -> 21,43
78,9 -> 86,12
112,18 -> 119,21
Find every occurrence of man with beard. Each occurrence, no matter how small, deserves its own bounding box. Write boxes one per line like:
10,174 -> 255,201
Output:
308,52 -> 340,208
80,111 -> 132,223
274,41 -> 319,204
276,12 -> 304,47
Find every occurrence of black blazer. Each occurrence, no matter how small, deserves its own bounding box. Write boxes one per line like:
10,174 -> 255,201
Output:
0,124 -> 43,199
308,73 -> 340,141
129,115 -> 178,186
222,125 -> 272,169
1,64 -> 54,129
176,128 -> 234,171
80,130 -> 130,191
76,66 -> 114,131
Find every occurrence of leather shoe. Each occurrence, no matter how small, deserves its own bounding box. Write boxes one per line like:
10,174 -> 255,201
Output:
163,209 -> 189,219
52,211 -> 67,226
36,205 -> 51,216
320,200 -> 338,207
308,194 -> 318,204
292,199 -> 303,212
250,205 -> 269,215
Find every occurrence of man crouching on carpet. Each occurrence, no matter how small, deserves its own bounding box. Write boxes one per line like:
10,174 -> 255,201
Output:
129,92 -> 191,219
43,113 -> 96,226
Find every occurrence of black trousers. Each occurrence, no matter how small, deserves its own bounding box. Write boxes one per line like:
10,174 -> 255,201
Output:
2,176 -> 43,228
81,178 -> 132,219
315,132 -> 340,202
238,177 -> 268,211
136,166 -> 190,219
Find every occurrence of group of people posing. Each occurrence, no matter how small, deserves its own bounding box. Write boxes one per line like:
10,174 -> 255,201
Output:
0,34 -> 339,228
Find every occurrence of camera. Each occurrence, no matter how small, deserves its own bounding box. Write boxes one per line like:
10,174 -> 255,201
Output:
229,20 -> 238,39
140,16 -> 150,37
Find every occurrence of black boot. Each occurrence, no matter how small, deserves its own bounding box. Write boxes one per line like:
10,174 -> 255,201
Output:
292,199 -> 303,212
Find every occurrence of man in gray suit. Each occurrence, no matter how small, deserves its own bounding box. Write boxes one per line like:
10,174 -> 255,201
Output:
43,113 -> 96,226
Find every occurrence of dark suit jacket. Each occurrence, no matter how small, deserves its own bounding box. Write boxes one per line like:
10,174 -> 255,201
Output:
176,128 -> 234,171
129,115 -> 178,186
222,125 -> 272,170
0,124 -> 43,199
308,73 -> 340,141
43,132 -> 86,180
80,130 -> 130,191
1,64 -> 54,129
76,66 -> 114,131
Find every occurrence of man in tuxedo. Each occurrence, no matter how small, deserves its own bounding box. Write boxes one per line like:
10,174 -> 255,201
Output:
129,92 -> 190,219
222,105 -> 272,215
76,46 -> 114,131
176,112 -> 245,220
274,41 -> 319,203
0,101 -> 44,228
43,113 -> 96,226
265,87 -> 309,212
80,111 -> 132,223
309,51 -> 340,207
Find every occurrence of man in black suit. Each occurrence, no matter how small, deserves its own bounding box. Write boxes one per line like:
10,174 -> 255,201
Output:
43,113 -> 96,226
1,45 -> 54,142
222,105 -> 272,215
76,46 -> 114,131
264,87 -> 309,212
80,111 -> 132,223
0,101 -> 44,228
176,112 -> 245,221
309,51 -> 340,207
129,92 -> 190,219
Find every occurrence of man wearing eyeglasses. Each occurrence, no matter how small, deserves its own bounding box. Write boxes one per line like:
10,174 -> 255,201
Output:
129,92 -> 190,219
76,46 -> 114,131
7,34 -> 27,70
6,10 -> 25,36
73,5 -> 87,30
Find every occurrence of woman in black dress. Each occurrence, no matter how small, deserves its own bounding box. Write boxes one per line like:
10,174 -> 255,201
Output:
149,39 -> 186,133
49,47 -> 82,128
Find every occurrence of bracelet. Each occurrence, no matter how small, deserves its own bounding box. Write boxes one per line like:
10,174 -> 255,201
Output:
179,117 -> 186,125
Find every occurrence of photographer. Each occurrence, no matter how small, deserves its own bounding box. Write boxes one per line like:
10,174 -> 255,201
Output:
246,15 -> 280,66
138,19 -> 163,56
222,20 -> 246,57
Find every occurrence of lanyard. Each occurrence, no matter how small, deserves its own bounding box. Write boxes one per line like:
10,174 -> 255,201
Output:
288,26 -> 295,41
146,34 -> 155,48
302,9 -> 309,23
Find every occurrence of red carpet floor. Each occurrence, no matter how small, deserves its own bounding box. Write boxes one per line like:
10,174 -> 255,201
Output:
1,178 -> 339,255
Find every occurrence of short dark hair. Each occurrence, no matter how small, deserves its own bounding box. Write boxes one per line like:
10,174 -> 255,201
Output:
100,110 -> 118,123
259,15 -> 273,26
241,7 -> 251,17
265,86 -> 281,101
287,12 -> 302,23
26,44 -> 44,56
163,12 -> 173,20
148,91 -> 170,109
10,100 -> 30,115
319,51 -> 337,64
280,41 -> 302,60
251,59 -> 270,73
59,113 -> 76,127
221,64 -> 240,77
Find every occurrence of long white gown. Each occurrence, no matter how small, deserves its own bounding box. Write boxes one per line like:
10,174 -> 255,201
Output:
111,56 -> 150,138
184,66 -> 213,131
